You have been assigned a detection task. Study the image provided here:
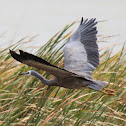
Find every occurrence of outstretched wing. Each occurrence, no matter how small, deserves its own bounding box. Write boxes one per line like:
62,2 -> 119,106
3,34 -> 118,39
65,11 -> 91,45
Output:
64,17 -> 99,77
10,50 -> 74,78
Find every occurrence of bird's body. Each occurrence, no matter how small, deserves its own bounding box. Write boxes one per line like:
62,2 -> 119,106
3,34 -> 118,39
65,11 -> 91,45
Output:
10,17 -> 106,91
50,77 -> 88,89
24,70 -> 96,89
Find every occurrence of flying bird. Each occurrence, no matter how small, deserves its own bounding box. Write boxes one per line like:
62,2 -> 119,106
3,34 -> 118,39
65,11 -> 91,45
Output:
10,17 -> 106,90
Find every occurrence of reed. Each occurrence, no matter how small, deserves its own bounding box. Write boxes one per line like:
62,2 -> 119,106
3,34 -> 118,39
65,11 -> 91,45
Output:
0,21 -> 125,126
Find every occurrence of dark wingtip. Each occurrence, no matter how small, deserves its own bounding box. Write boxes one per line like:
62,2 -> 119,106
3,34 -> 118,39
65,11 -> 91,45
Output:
80,17 -> 83,25
10,49 -> 14,55
10,50 -> 22,63
19,50 -> 23,53
80,17 -> 97,26
9,49 -> 12,53
93,18 -> 97,23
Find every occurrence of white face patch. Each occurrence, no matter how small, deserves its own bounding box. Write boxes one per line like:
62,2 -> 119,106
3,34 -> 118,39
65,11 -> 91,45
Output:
27,70 -> 32,75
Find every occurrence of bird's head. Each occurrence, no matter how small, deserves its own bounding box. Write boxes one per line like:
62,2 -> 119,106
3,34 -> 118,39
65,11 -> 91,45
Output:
19,70 -> 35,76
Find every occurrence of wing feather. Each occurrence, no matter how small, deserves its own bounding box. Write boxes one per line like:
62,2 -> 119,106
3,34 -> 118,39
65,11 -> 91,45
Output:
10,50 -> 74,78
64,17 -> 99,77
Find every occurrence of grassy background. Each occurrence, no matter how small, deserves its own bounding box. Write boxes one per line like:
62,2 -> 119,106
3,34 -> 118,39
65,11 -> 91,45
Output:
0,21 -> 126,126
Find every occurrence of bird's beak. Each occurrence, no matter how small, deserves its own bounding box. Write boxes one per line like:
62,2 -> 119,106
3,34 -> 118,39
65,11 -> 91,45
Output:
19,72 -> 28,75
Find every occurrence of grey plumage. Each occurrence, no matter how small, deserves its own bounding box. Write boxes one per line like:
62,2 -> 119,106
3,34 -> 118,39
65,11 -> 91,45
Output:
10,17 -> 106,90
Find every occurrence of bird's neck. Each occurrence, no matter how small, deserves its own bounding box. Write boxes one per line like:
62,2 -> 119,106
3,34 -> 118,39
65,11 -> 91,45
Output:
32,72 -> 56,85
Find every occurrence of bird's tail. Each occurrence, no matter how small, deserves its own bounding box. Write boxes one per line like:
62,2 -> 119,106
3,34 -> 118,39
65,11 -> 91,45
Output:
87,80 -> 106,91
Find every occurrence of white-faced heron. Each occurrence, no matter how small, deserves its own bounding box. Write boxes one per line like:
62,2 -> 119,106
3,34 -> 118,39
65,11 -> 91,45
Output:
10,17 -> 106,90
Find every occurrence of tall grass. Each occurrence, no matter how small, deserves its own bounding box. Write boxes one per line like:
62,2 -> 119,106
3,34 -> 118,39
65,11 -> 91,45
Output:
0,21 -> 126,126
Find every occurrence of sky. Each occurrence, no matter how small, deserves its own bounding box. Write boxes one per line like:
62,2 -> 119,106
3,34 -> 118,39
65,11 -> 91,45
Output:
0,0 -> 126,49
